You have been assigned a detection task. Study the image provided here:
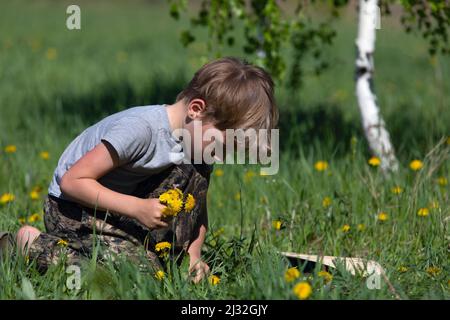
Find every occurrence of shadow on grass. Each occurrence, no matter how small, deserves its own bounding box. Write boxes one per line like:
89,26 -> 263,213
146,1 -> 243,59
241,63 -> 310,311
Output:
37,72 -> 187,126
34,71 -> 362,157
278,102 -> 448,159
34,72 -> 444,159
277,104 -> 362,157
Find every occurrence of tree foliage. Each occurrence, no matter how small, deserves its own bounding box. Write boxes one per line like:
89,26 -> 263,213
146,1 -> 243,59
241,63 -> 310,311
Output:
395,0 -> 450,55
167,0 -> 450,88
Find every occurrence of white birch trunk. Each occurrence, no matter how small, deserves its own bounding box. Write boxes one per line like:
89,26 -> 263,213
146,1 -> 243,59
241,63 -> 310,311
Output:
356,0 -> 398,172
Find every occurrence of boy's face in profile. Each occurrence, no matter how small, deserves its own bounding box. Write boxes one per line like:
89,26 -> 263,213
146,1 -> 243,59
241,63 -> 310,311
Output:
181,99 -> 227,163
183,119 -> 227,164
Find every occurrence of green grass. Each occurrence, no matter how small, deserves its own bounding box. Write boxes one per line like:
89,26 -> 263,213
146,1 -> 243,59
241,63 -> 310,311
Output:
0,0 -> 449,299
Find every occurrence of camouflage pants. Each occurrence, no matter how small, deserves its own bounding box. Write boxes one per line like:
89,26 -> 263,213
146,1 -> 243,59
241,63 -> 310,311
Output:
28,163 -> 212,273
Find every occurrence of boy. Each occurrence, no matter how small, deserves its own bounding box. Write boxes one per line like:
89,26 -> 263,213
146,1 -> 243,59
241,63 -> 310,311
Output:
2,56 -> 278,283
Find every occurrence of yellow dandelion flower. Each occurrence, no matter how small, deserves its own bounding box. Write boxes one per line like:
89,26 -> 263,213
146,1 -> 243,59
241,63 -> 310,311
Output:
154,270 -> 165,280
357,224 -> 366,232
417,208 -> 429,217
214,168 -> 224,177
155,241 -> 171,251
39,151 -> 50,160
27,213 -> 42,223
57,239 -> 68,247
18,217 -> 26,224
4,145 -> 17,153
426,266 -> 441,276
184,193 -> 196,212
341,224 -> 350,233
272,220 -> 283,230
234,192 -> 241,201
322,197 -> 332,208
184,193 -> 195,212
159,188 -> 183,217
368,156 -> 381,167
165,188 -> 183,200
391,186 -> 403,195
155,241 -> 171,258
209,275 -> 220,285
284,267 -> 300,283
46,48 -> 57,60
314,161 -> 328,172
377,212 -> 388,221
318,271 -> 333,283
29,190 -> 40,201
0,193 -> 15,205
159,190 -> 173,204
437,177 -> 448,186
162,198 -> 183,216
398,266 -> 408,273
409,160 -> 423,171
293,282 -> 312,300
244,170 -> 256,183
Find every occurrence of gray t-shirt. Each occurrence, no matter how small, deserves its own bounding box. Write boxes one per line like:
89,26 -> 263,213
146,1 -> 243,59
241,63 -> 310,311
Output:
48,104 -> 185,200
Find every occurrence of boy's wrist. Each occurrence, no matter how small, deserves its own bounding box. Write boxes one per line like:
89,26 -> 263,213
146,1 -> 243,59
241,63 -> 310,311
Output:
188,248 -> 202,261
189,254 -> 202,263
126,196 -> 143,220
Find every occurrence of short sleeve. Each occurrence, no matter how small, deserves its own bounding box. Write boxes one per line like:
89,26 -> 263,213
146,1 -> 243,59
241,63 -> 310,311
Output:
100,116 -> 152,165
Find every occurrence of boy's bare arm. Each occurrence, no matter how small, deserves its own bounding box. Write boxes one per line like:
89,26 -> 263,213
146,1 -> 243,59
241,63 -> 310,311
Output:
187,222 -> 209,283
187,223 -> 207,261
60,141 -> 168,229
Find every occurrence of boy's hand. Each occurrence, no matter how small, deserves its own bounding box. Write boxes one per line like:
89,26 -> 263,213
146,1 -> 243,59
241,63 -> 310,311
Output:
133,198 -> 169,230
187,223 -> 208,283
189,256 -> 210,283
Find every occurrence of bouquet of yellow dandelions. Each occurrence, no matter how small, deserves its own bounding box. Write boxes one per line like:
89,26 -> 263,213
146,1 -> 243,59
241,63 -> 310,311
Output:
158,188 -> 196,218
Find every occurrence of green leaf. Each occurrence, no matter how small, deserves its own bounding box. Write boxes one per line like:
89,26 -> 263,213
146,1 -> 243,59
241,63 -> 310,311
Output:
180,30 -> 195,47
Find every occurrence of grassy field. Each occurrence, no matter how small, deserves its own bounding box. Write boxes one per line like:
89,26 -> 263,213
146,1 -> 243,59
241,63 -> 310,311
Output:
0,0 -> 448,299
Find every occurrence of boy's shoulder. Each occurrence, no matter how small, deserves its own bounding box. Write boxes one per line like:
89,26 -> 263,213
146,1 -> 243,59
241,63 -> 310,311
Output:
99,104 -> 172,141
105,104 -> 167,127
98,103 -> 176,164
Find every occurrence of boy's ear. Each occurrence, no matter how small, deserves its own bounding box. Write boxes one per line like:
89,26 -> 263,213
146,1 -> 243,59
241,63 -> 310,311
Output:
187,98 -> 207,120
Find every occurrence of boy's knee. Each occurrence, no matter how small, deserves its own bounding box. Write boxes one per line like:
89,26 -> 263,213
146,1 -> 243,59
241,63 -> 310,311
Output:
16,225 -> 41,253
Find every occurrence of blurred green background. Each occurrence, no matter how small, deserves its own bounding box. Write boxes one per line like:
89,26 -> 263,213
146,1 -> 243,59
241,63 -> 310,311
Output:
0,0 -> 448,299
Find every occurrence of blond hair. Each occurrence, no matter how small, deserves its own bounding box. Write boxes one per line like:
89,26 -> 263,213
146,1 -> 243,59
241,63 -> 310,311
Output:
176,56 -> 278,132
